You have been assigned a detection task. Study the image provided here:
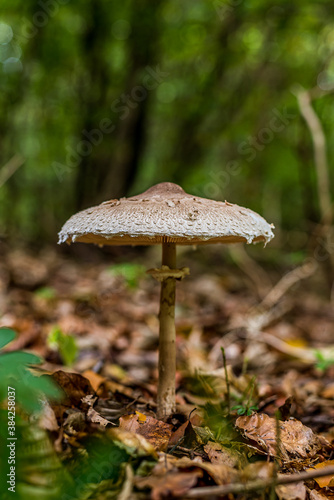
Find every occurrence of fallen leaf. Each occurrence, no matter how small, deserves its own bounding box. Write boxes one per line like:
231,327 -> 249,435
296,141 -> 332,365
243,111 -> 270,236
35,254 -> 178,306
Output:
156,455 -> 238,486
242,461 -> 275,482
306,460 -> 334,488
107,428 -> 158,458
204,441 -> 240,468
185,460 -> 237,486
135,471 -> 201,500
51,370 -> 95,406
120,411 -> 172,451
321,384 -> 334,399
87,407 -> 111,427
276,482 -> 306,500
39,401 -> 59,432
308,488 -> 334,499
236,413 -> 321,461
2,320 -> 41,352
7,251 -> 48,288
169,420 -> 199,449
82,369 -> 106,392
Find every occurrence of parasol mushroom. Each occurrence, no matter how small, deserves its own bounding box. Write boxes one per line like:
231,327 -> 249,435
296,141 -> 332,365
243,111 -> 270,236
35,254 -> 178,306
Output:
58,182 -> 274,418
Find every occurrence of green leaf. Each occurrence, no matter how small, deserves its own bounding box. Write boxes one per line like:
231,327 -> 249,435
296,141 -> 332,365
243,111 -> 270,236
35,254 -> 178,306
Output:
109,263 -> 146,288
34,286 -> 57,300
0,351 -> 42,370
0,327 -> 16,349
0,349 -> 62,413
47,326 -> 78,366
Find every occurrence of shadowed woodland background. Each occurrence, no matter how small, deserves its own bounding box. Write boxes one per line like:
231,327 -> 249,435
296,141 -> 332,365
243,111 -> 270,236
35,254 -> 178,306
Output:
0,0 -> 333,267
2,3 -> 334,499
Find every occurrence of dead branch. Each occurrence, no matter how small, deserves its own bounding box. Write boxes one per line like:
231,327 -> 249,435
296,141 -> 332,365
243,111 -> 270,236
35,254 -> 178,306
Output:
296,89 -> 332,226
229,245 -> 273,299
0,154 -> 25,188
184,464 -> 334,498
259,259 -> 317,310
257,331 -> 316,363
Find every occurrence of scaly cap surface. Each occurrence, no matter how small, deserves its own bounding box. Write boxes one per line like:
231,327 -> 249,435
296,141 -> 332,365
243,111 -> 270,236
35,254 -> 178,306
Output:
58,182 -> 274,246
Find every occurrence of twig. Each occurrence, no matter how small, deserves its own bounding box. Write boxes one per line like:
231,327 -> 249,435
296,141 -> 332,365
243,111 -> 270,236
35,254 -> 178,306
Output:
0,154 -> 25,188
258,331 -> 316,363
229,245 -> 272,298
183,464 -> 334,498
270,411 -> 282,499
221,347 -> 230,413
296,89 -> 332,226
245,376 -> 256,414
259,260 -> 317,310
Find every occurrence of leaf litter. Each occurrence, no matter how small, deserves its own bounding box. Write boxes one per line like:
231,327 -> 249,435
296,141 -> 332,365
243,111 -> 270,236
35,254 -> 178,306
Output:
1,247 -> 334,498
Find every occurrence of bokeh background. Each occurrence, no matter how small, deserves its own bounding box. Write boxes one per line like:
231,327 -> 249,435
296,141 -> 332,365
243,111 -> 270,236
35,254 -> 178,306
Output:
0,0 -> 333,281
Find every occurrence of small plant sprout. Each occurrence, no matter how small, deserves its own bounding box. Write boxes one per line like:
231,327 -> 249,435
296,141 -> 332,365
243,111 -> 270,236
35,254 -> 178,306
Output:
314,348 -> 334,372
109,262 -> 146,288
58,182 -> 274,418
232,376 -> 259,416
47,326 -> 78,366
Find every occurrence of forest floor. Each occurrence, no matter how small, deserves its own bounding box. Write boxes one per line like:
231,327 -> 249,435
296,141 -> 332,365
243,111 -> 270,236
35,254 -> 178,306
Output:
1,243 -> 334,499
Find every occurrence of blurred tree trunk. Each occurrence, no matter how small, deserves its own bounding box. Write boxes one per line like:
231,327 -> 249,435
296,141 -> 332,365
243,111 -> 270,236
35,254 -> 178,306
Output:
75,0 -> 112,209
104,0 -> 163,199
0,1 -> 44,236
296,127 -> 318,225
170,10 -> 246,186
75,0 -> 162,209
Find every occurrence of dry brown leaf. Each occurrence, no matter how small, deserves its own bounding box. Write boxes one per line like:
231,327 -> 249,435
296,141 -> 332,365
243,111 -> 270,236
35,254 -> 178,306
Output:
87,407 -> 111,427
169,420 -> 200,449
308,488 -> 334,499
82,369 -> 106,392
120,411 -> 172,451
158,455 -> 238,486
188,460 -> 237,486
236,413 -> 321,461
82,395 -> 111,428
2,320 -> 41,352
306,460 -> 334,488
169,420 -> 189,447
107,428 -> 158,458
135,471 -> 201,500
275,482 -> 306,500
39,401 -> 59,432
242,461 -> 275,482
7,251 -> 48,288
51,370 -> 95,406
321,384 -> 334,399
204,441 -> 240,468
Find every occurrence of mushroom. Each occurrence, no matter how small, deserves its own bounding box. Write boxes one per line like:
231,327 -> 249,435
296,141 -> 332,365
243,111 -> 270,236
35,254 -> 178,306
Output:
58,182 -> 274,418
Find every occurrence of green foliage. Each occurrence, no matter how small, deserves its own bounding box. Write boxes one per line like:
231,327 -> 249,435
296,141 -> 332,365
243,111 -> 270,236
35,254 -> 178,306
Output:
231,376 -> 259,417
64,435 -> 156,499
109,263 -> 147,289
0,329 -> 65,499
1,0 -> 333,244
313,349 -> 334,372
34,286 -> 57,300
47,326 -> 78,366
0,414 -> 72,500
232,404 -> 259,416
0,327 -> 62,413
202,401 -> 237,442
0,327 -> 15,349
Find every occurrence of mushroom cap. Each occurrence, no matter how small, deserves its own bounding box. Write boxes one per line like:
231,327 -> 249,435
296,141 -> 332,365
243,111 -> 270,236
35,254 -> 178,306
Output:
58,182 -> 274,246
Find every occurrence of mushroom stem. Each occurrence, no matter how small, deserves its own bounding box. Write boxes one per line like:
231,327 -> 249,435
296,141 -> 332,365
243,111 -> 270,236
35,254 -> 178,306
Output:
157,241 -> 177,418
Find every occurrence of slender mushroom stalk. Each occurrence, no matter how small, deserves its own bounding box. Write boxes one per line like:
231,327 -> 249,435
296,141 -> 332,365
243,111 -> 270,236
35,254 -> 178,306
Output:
158,242 -> 176,418
58,182 -> 275,419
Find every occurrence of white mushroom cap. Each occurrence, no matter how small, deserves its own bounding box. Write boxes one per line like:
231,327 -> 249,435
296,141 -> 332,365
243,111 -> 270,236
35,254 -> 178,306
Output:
58,182 -> 274,246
